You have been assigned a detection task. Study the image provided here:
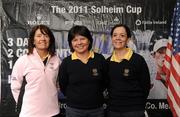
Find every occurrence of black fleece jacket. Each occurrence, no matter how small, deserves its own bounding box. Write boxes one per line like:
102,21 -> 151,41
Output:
59,53 -> 108,109
106,52 -> 151,112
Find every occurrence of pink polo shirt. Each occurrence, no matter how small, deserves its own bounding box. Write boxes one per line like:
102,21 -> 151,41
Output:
11,48 -> 61,117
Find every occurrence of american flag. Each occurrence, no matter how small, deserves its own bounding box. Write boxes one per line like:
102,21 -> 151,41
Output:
162,0 -> 180,117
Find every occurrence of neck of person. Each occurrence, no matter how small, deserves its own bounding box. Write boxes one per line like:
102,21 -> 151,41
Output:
114,47 -> 128,58
76,50 -> 90,60
36,49 -> 49,60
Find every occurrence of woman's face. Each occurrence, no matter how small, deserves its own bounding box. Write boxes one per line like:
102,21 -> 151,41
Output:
33,29 -> 50,51
111,27 -> 129,49
71,35 -> 90,54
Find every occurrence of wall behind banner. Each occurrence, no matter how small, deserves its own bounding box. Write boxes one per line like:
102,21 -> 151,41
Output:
0,0 -> 176,116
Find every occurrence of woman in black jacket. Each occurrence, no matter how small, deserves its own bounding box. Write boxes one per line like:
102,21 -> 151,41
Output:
107,24 -> 151,117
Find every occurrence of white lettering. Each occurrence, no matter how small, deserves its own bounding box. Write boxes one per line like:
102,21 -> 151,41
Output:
51,6 -> 66,13
16,38 -> 28,47
8,38 -> 13,46
146,102 -> 157,109
126,5 -> 142,15
159,102 -> 170,109
91,5 -> 124,14
16,49 -> 28,57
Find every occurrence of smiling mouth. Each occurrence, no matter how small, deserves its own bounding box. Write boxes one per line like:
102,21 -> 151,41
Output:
114,41 -> 123,44
39,42 -> 47,45
75,45 -> 86,48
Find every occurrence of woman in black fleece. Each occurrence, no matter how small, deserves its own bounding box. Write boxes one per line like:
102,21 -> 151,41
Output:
59,25 -> 108,117
106,24 -> 151,117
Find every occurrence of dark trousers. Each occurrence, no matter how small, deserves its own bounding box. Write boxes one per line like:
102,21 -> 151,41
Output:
66,106 -> 104,117
107,110 -> 145,117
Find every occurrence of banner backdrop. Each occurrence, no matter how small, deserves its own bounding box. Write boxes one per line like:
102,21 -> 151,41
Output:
0,0 -> 176,116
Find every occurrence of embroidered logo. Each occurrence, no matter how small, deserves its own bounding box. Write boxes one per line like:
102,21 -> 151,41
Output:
49,63 -> 54,69
92,68 -> 98,76
123,68 -> 129,77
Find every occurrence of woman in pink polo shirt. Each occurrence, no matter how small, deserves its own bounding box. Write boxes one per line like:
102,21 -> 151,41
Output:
11,25 -> 61,117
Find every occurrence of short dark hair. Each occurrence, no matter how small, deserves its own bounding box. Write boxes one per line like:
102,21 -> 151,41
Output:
110,24 -> 131,38
68,25 -> 93,52
27,25 -> 56,56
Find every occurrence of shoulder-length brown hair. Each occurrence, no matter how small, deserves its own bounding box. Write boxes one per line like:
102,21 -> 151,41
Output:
27,25 -> 56,56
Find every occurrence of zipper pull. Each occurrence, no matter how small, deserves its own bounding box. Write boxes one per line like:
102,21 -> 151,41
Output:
15,104 -> 18,112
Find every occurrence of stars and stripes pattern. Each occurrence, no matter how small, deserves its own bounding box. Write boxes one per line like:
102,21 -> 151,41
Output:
162,0 -> 180,117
